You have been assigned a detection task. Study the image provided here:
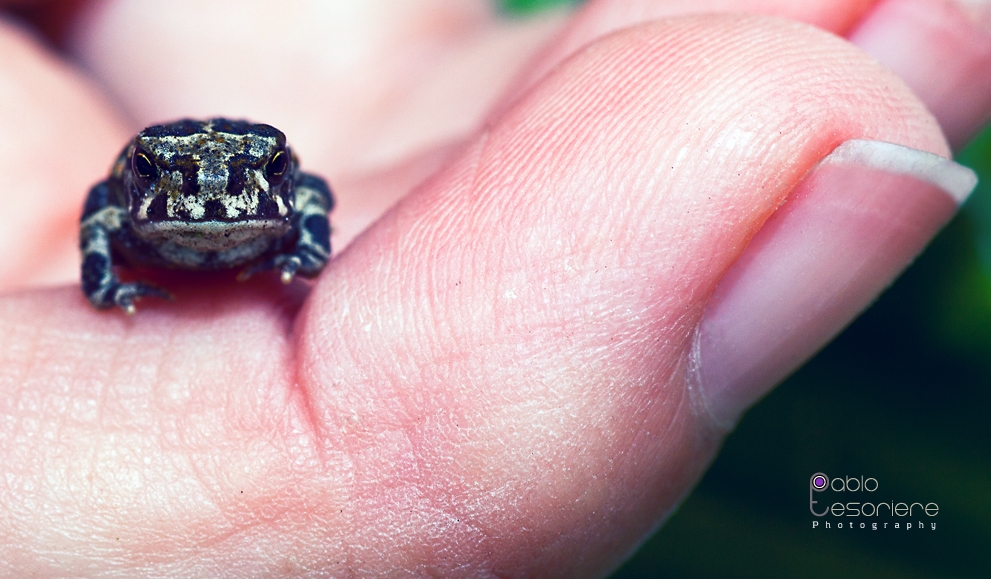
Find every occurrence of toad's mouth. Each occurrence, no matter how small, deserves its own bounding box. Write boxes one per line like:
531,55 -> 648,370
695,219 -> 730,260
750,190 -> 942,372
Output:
132,219 -> 291,251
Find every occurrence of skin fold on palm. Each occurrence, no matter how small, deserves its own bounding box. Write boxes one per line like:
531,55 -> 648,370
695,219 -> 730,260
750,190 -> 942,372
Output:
0,0 -> 989,576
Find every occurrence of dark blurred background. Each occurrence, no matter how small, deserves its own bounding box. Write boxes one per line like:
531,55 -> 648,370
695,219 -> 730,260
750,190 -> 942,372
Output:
501,0 -> 991,576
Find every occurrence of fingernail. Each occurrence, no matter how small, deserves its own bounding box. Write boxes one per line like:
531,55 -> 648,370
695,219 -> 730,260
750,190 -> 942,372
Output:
693,140 -> 976,427
849,0 -> 991,149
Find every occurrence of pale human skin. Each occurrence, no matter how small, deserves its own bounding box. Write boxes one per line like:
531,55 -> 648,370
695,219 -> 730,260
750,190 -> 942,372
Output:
1,0 -> 990,577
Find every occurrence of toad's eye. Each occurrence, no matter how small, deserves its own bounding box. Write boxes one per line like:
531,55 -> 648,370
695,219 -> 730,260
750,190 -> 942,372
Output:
266,150 -> 289,183
131,150 -> 157,180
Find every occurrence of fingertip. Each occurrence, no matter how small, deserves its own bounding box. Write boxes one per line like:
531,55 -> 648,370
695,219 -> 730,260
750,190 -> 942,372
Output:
696,140 -> 974,426
300,16 -> 956,572
850,0 -> 991,149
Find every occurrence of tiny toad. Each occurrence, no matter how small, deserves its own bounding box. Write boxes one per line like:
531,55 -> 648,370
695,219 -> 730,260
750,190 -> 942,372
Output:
80,118 -> 334,314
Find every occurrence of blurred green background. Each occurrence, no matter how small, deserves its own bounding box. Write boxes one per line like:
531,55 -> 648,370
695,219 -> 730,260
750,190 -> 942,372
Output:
500,0 -> 991,577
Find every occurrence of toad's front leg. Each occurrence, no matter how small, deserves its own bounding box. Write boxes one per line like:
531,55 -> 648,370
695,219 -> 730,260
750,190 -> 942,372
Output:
80,181 -> 171,314
239,173 -> 334,284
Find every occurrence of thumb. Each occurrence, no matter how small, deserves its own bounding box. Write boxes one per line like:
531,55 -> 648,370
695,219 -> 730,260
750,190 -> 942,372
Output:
299,14 -> 966,576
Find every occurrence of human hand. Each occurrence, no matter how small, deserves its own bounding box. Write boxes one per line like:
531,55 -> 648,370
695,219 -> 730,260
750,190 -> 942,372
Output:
1,0 -> 989,576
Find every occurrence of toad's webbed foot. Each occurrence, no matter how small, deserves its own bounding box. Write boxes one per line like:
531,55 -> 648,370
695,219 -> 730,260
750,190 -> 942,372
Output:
237,250 -> 319,285
91,280 -> 173,315
82,249 -> 171,314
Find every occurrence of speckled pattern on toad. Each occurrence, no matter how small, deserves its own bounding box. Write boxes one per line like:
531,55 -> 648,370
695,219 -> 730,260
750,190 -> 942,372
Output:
80,118 -> 334,314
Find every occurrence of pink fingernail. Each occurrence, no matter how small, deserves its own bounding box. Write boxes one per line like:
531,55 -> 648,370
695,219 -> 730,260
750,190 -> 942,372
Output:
694,140 -> 976,427
849,0 -> 991,149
